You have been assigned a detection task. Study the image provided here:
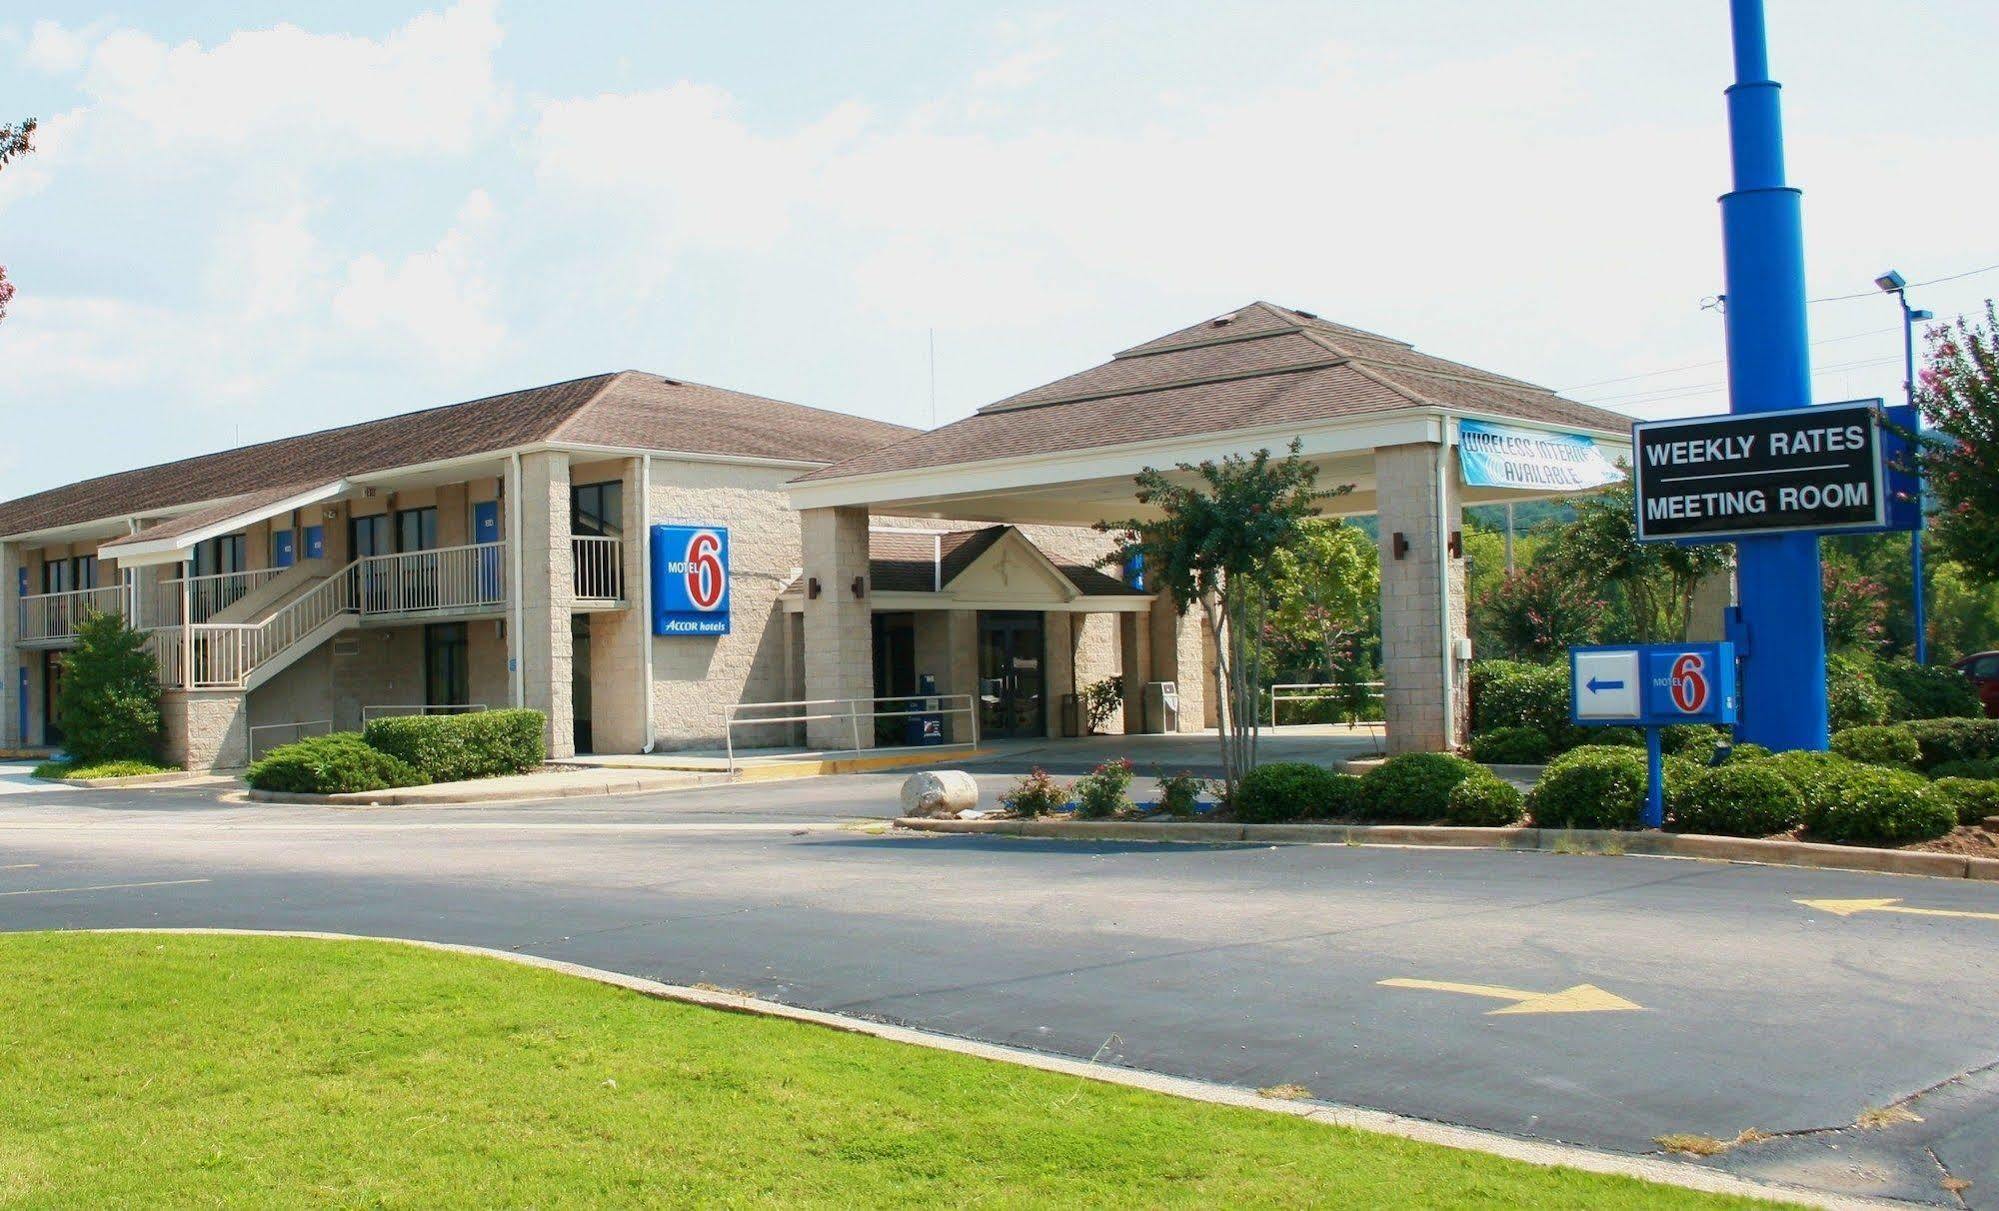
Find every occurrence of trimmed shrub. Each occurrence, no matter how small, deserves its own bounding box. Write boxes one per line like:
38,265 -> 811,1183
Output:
1468,726 -> 1550,765
362,709 -> 545,783
1470,661 -> 1569,739
1232,762 -> 1351,823
246,734 -> 426,795
1900,718 -> 1999,770
1528,747 -> 1645,830
1928,757 -> 1999,781
1808,765 -> 1956,845
1876,659 -> 1981,721
1445,774 -> 1525,826
1724,743 -> 1774,763
1152,770 -> 1210,816
1829,725 -> 1922,771
1072,758 -> 1135,819
1670,763 -> 1804,837
1928,777 -> 1999,826
1358,752 -> 1481,822
1826,653 -> 1891,730
1660,724 -> 1725,758
1760,749 -> 1869,821
1591,727 -> 1646,749
999,768 -> 1067,818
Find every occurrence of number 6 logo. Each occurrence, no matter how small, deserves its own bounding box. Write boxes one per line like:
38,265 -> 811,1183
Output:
1669,653 -> 1709,713
684,531 -> 725,611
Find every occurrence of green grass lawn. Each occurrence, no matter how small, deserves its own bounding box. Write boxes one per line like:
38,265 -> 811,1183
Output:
29,758 -> 176,781
0,933 -> 1779,1208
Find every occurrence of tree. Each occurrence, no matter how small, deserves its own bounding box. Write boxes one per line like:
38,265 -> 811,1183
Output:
1550,473 -> 1732,642
56,611 -> 163,764
1473,565 -> 1607,661
1099,441 -> 1348,799
1915,302 -> 1999,583
0,117 -> 36,326
1261,520 -> 1379,683
1819,559 -> 1888,654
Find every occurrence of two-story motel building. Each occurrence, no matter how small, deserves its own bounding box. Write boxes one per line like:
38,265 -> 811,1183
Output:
0,303 -> 1630,771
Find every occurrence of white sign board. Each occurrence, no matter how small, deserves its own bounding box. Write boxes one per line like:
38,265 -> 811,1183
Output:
1572,650 -> 1641,721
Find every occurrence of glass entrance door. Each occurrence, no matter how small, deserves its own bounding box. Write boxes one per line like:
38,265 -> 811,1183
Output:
977,611 -> 1045,739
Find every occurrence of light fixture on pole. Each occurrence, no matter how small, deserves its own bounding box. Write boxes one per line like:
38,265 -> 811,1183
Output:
1876,269 -> 1935,663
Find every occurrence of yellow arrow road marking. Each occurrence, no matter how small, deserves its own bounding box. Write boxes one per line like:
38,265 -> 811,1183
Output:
1378,978 -> 1642,1015
1796,897 -> 1999,922
0,878 -> 210,898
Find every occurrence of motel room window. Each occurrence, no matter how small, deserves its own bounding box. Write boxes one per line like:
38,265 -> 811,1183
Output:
42,559 -> 70,595
71,555 -> 97,590
570,481 -> 623,538
395,506 -> 438,553
192,534 -> 248,578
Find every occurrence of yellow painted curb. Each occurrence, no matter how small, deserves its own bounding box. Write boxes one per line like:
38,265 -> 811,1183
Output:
731,748 -> 993,782
71,927 -> 1866,1210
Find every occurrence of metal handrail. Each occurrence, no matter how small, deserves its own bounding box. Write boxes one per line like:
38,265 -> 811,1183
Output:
248,718 -> 333,757
721,694 -> 979,774
354,541 -> 507,615
153,567 -> 282,626
1265,680 -> 1386,726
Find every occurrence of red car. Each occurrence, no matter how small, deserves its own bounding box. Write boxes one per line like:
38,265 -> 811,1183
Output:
1953,651 -> 1999,718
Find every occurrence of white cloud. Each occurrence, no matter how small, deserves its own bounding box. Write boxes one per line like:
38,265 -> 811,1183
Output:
533,84 -> 866,266
972,45 -> 1059,91
32,1 -> 508,162
332,189 -> 504,361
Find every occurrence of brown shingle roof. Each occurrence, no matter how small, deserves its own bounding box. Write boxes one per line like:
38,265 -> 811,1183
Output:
1,371 -> 916,538
99,481 -> 336,551
797,302 -> 1630,483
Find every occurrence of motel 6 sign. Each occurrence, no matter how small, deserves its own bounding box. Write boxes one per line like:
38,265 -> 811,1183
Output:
1570,643 -> 1737,729
651,524 -> 732,636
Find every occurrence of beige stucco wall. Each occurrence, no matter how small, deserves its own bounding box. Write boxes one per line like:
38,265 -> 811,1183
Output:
162,688 -> 250,770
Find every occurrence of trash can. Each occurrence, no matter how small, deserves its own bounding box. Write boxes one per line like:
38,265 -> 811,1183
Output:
1143,681 -> 1180,734
1060,693 -> 1081,738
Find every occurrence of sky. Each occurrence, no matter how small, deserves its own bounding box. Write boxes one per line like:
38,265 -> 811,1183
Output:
2,1 -> 1996,504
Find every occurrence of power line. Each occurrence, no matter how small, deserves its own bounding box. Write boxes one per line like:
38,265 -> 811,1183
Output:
1807,261 -> 1999,304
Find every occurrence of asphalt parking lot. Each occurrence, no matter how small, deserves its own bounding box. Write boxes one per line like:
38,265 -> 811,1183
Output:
1,765 -> 1994,1206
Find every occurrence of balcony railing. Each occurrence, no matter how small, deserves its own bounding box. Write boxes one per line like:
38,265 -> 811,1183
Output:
151,568 -> 283,627
354,542 -> 508,616
571,535 -> 624,603
17,585 -> 127,643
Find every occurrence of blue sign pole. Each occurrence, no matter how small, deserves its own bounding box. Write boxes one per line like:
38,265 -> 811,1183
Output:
1720,0 -> 1827,751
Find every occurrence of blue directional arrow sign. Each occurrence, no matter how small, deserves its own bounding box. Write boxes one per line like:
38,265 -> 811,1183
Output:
1587,675 -> 1626,694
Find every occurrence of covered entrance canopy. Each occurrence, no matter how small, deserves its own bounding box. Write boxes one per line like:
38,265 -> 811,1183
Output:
787,302 -> 1633,754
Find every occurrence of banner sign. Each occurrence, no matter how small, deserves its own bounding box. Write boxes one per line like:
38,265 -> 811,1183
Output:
1570,643 -> 1737,728
1458,419 -> 1624,492
1632,400 -> 1888,543
651,524 -> 731,636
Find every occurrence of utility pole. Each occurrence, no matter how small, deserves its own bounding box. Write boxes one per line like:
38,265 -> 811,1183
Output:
1719,0 -> 1827,750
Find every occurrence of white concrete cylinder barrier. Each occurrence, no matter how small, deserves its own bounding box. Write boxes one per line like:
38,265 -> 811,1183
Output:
900,770 -> 979,817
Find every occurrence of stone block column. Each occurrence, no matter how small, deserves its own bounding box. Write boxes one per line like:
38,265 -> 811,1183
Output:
1044,612 -> 1075,739
0,541 -> 20,747
1118,611 -> 1151,733
1375,441 -> 1469,753
800,506 -> 873,749
1148,591 -> 1208,734
520,451 -> 575,758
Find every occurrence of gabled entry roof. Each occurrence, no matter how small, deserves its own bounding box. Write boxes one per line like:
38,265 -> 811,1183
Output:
793,301 -> 1630,489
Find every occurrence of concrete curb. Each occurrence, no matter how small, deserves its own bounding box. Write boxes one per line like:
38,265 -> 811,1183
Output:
248,773 -> 724,807
53,770 -> 202,789
896,817 -> 1999,881
71,926 -> 1876,1211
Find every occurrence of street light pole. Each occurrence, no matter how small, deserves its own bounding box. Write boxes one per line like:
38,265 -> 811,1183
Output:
1876,270 -> 1934,663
